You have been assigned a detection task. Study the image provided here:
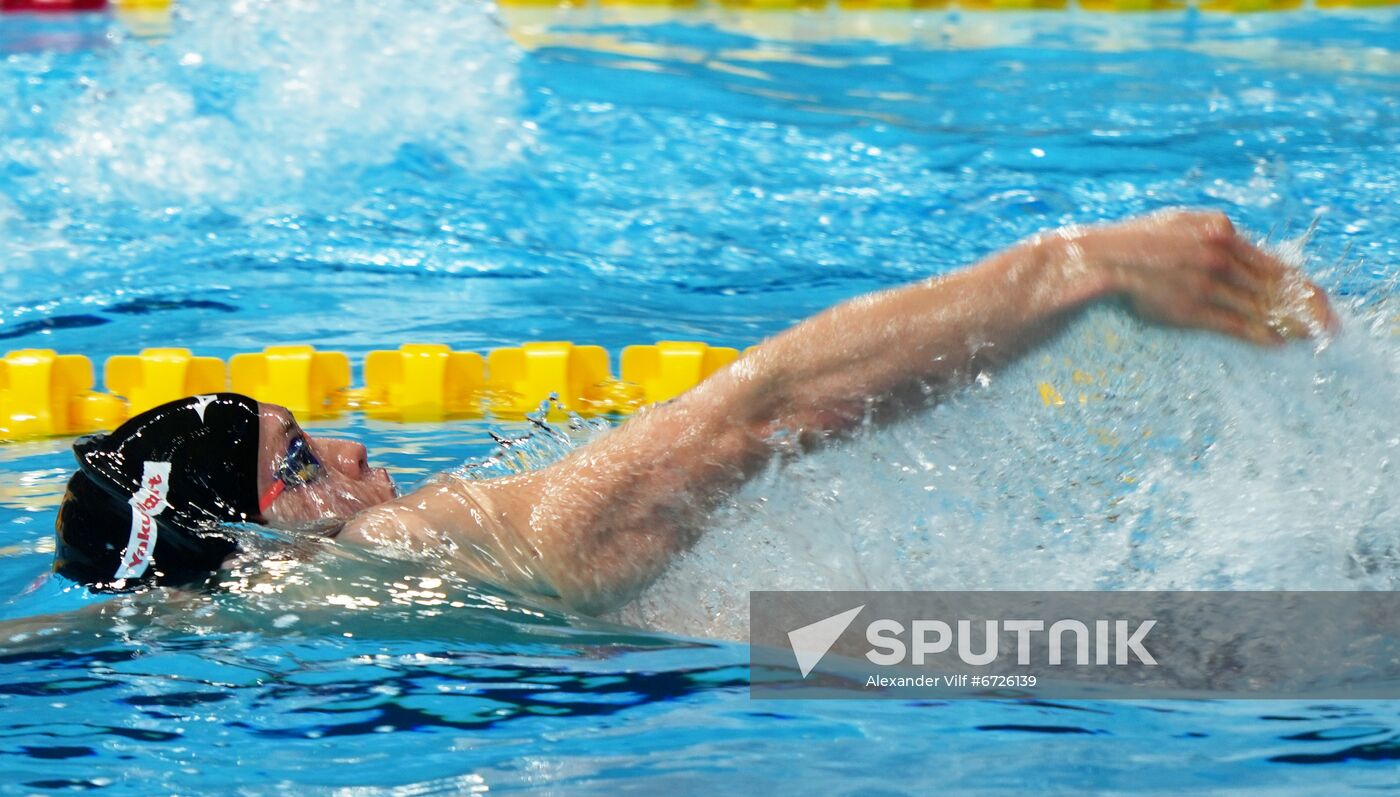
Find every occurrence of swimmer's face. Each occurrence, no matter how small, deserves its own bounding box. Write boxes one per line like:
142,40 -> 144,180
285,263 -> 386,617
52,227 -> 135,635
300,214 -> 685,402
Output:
255,403 -> 397,528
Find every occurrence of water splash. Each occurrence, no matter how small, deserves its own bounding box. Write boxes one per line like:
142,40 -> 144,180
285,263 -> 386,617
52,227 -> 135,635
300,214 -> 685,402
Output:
453,396 -> 612,481
6,0 -> 527,210
617,262 -> 1400,639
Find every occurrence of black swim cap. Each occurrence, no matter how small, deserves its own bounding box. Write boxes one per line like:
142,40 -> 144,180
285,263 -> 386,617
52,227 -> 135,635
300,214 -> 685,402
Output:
54,393 -> 262,591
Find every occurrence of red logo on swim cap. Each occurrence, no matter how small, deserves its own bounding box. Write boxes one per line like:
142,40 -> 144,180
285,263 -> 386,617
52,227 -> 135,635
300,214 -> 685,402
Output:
114,462 -> 171,581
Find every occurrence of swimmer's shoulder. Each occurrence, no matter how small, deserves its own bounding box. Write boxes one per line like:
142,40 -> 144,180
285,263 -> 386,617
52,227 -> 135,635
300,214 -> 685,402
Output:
339,472 -> 562,599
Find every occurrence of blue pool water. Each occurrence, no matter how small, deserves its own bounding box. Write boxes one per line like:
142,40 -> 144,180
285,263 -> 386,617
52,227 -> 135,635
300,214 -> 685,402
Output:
2,1 -> 1399,792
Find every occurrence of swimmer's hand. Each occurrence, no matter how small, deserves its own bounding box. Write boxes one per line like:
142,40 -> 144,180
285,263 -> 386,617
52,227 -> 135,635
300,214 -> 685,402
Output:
1068,210 -> 1339,345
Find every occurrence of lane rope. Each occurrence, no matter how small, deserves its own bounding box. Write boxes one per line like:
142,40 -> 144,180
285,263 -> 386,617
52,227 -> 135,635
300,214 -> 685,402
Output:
0,342 -> 747,440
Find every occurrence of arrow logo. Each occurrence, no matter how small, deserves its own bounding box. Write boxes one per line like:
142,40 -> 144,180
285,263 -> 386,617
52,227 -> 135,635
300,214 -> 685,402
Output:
788,605 -> 864,678
191,394 -> 217,423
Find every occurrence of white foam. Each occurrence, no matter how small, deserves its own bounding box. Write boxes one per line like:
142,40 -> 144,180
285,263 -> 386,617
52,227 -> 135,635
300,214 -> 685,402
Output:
38,0 -> 526,207
617,297 -> 1400,640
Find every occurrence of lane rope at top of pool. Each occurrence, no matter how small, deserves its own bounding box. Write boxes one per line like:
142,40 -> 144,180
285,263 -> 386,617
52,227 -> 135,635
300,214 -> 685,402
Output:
0,342 -> 752,441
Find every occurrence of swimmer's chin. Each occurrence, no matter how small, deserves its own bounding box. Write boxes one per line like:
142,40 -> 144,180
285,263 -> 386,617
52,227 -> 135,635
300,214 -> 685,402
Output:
289,516 -> 353,539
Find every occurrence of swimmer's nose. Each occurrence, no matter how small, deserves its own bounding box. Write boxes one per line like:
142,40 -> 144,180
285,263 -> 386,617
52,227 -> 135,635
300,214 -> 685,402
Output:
312,437 -> 372,479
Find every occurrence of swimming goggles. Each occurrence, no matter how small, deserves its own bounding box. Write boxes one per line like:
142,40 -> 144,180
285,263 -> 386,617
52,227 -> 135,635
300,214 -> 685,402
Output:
259,435 -> 324,513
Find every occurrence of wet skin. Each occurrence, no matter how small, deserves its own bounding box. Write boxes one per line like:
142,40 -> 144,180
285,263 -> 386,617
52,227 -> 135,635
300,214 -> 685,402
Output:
255,404 -> 397,528
245,211 -> 1341,614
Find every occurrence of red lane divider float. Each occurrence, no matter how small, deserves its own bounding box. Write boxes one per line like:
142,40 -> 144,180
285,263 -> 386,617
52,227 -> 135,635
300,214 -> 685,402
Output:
1,0 -> 108,12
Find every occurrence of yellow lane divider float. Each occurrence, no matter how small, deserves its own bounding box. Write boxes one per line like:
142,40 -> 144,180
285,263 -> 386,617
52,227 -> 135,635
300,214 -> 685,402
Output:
363,344 -> 485,421
0,342 -> 743,441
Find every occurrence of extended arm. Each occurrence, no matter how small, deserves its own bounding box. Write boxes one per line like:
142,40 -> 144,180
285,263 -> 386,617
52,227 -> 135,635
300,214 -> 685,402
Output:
351,211 -> 1335,614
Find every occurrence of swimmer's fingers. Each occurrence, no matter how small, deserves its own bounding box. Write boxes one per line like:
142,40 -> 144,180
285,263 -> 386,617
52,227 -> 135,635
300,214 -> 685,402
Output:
1205,247 -> 1269,297
1206,276 -> 1267,326
1310,282 -> 1342,333
1272,279 -> 1342,338
1223,235 -> 1288,282
1195,305 -> 1284,348
1222,237 -> 1341,337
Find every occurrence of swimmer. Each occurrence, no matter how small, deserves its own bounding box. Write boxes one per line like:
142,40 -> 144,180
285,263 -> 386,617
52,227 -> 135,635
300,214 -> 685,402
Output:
53,210 -> 1339,614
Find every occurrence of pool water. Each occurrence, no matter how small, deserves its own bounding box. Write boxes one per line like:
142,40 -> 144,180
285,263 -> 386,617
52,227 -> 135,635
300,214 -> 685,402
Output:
2,1 -> 1399,793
